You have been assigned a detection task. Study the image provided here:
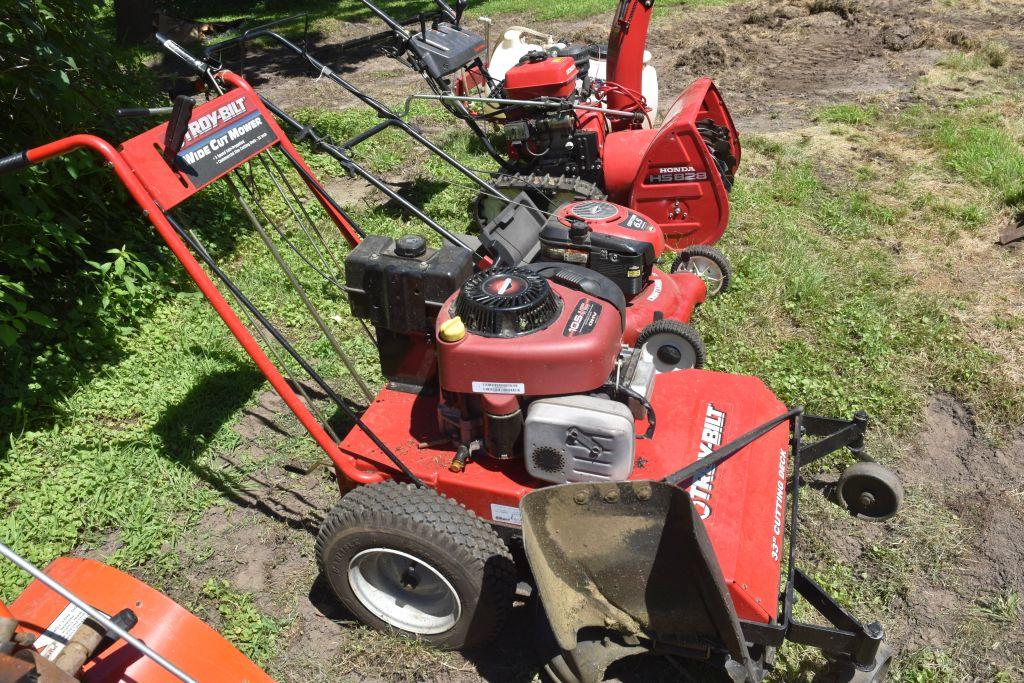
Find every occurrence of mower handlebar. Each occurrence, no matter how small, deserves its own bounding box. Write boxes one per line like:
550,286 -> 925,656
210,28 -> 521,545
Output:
155,32 -> 208,74
116,106 -> 175,118
0,151 -> 29,176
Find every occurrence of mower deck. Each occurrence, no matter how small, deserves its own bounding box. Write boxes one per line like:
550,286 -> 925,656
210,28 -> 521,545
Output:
337,368 -> 789,623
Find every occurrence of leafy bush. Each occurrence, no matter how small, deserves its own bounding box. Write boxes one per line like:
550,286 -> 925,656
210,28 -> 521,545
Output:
0,1 -> 165,433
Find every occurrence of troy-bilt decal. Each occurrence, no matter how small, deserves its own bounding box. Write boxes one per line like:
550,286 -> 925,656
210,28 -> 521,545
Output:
183,95 -> 248,144
646,166 -> 709,185
689,403 -> 726,520
490,503 -> 522,526
562,298 -> 602,337
570,201 -> 618,221
771,447 -> 788,561
471,381 -> 525,395
176,96 -> 278,189
619,211 -> 653,231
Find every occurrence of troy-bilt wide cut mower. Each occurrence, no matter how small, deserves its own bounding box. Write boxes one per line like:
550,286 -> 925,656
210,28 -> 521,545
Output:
352,0 -> 740,270
1,34 -> 901,680
0,543 -> 272,682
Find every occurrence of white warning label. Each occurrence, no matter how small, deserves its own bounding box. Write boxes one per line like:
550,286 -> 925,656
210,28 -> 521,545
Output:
490,503 -> 522,526
471,381 -> 525,395
34,602 -> 89,660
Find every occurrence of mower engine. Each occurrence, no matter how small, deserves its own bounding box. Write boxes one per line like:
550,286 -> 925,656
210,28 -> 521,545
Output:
434,265 -> 654,481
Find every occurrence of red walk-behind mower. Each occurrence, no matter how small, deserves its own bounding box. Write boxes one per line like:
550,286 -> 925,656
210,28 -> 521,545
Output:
0,36 -> 902,681
198,23 -> 713,364
0,543 -> 272,682
353,0 -> 740,285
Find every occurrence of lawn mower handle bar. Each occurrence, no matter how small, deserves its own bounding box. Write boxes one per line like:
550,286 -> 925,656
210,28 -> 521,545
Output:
0,151 -> 29,175
155,32 -> 207,74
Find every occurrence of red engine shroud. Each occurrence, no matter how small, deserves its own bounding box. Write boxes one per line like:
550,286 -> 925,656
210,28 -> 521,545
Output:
504,56 -> 580,101
336,369 -> 790,623
435,280 -> 621,397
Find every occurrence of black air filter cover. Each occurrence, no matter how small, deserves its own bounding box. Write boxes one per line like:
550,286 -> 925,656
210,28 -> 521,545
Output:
453,267 -> 561,337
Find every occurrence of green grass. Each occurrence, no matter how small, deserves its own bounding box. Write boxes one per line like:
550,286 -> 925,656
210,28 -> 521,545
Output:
202,578 -> 289,666
814,103 -> 881,126
162,0 -> 728,27
903,106 -> 1024,210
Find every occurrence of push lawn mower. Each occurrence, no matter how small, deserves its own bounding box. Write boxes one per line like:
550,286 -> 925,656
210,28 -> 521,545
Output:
0,543 -> 272,682
198,24 -> 717,364
350,0 -> 740,269
1,36 -> 902,681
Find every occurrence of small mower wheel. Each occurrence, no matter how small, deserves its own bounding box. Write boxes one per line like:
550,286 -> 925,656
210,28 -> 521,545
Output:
836,463 -> 903,522
671,245 -> 732,297
315,481 -> 516,649
816,644 -> 893,683
636,319 -> 706,372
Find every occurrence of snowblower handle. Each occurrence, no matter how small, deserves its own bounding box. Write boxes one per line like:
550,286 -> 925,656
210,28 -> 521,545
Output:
155,32 -> 208,74
0,151 -> 28,175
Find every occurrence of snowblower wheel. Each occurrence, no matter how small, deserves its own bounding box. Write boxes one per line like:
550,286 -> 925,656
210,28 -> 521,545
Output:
315,481 -> 516,649
473,174 -> 605,229
671,245 -> 732,297
636,319 -> 706,372
835,462 -> 903,522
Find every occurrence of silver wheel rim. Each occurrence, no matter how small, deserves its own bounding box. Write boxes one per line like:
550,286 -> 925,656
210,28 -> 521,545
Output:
640,331 -> 698,373
682,255 -> 725,296
348,548 -> 462,634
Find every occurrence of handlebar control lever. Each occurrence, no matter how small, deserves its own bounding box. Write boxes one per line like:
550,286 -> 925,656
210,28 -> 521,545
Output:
163,95 -> 195,167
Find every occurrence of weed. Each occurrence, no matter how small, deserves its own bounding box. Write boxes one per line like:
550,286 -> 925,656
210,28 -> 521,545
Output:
202,578 -> 288,666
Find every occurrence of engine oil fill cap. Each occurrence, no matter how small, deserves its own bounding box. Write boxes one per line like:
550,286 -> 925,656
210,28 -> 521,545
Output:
439,316 -> 467,342
395,234 -> 427,258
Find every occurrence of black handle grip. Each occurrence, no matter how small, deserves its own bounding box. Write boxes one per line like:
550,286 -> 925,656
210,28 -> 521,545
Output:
116,106 -> 174,118
154,32 -> 208,74
0,151 -> 29,175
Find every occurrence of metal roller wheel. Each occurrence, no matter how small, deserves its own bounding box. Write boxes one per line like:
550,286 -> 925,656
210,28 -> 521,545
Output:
671,245 -> 732,297
636,319 -> 706,373
836,463 -> 903,522
316,481 -> 516,649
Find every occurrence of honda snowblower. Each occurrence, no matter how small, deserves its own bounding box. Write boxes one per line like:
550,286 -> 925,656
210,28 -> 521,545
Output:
0,543 -> 272,682
0,35 -> 901,681
349,0 -> 740,289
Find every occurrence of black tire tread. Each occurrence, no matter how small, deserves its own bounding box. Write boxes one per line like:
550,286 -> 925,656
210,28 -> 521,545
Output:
636,319 -> 707,369
315,481 -> 516,648
671,244 -> 732,296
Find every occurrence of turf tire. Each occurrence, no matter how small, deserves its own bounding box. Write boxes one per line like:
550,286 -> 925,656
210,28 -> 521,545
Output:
316,481 -> 516,649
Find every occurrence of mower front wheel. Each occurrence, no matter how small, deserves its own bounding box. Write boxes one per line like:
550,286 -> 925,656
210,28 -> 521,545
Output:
672,245 -> 732,297
636,319 -> 706,372
835,462 -> 903,522
315,481 -> 516,649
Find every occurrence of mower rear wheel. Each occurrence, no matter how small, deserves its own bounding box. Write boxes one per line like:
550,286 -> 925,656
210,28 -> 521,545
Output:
315,481 -> 516,649
636,319 -> 706,372
817,644 -> 893,682
671,245 -> 732,297
836,463 -> 903,522
473,173 -> 605,229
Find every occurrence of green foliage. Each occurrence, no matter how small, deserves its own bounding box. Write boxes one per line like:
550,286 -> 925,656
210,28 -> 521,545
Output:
0,1 -> 165,433
202,579 -> 288,666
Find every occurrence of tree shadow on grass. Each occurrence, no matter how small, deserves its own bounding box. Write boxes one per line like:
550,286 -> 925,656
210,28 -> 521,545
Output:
153,358 -> 365,534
